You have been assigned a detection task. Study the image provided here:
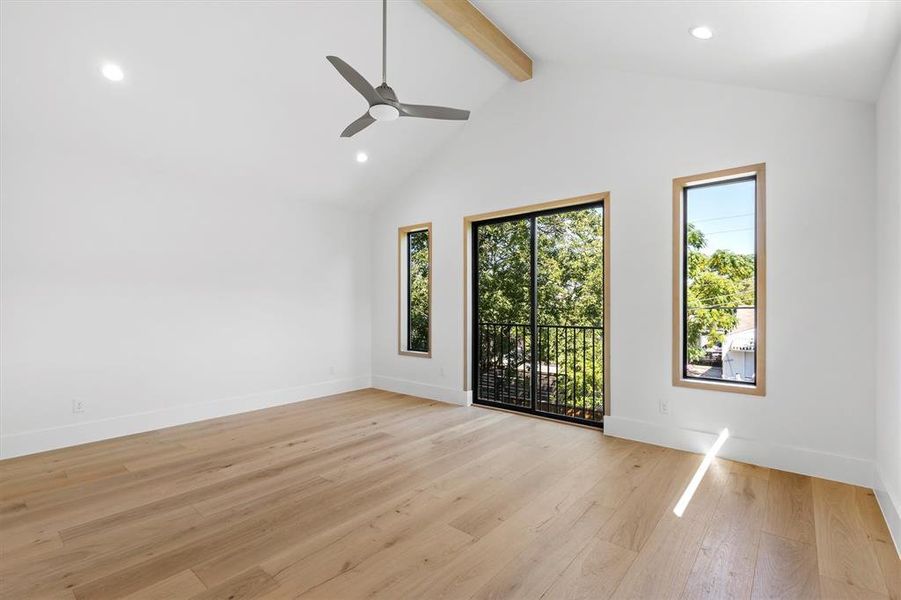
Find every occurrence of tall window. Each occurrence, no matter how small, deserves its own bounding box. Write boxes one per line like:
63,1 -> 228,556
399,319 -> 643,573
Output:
398,223 -> 431,356
673,164 -> 766,395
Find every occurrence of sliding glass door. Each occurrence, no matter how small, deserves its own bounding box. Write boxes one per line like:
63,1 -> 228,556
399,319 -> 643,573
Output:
472,201 -> 605,426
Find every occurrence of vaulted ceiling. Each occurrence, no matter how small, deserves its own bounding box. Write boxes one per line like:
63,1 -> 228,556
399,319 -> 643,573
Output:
1,1 -> 509,208
2,1 -> 898,209
476,0 -> 900,102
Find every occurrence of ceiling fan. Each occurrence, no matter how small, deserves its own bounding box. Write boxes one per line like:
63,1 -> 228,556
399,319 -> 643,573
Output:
327,0 -> 470,138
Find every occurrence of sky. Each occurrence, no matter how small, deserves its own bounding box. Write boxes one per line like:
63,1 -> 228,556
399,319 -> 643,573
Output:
686,179 -> 756,255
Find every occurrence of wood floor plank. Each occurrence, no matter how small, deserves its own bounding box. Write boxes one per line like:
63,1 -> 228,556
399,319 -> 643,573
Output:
0,389 -> 894,600
262,442 -> 540,596
609,513 -> 708,600
750,532 -> 819,600
819,575 -> 891,599
191,566 -> 279,600
373,437 -> 612,600
4,432 -> 389,552
763,469 -> 816,544
121,570 -> 206,600
0,469 -> 69,500
428,442 -> 636,600
4,399 -> 455,550
264,490 -> 462,596
392,511 -> 539,600
589,442 -> 666,511
295,524 -> 475,599
856,487 -> 895,546
541,537 -> 637,600
813,478 -> 889,596
675,455 -> 732,523
598,448 -> 700,552
447,451 -> 579,539
61,504 -> 205,548
73,432 -> 480,597
0,525 -> 63,565
191,414 -> 528,589
727,460 -> 771,481
681,473 -> 769,599
870,534 -> 901,600
471,497 -> 616,599
855,487 -> 901,600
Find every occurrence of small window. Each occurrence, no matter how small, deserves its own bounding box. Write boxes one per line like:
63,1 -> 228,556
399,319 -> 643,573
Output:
673,164 -> 765,395
398,223 -> 431,356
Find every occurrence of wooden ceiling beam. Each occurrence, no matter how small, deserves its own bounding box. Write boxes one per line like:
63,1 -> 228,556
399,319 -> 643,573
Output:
421,0 -> 532,81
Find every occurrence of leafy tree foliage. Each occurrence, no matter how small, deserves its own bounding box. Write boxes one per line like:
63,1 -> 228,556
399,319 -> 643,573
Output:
476,208 -> 604,416
476,209 -> 605,326
537,210 -> 605,327
408,230 -> 430,352
684,223 -> 755,361
472,206 -> 754,412
476,219 -> 531,325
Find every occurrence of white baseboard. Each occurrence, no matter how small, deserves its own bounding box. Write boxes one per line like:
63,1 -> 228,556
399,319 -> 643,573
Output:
371,375 -> 468,406
0,375 -> 372,460
874,466 -> 901,555
604,415 -> 874,489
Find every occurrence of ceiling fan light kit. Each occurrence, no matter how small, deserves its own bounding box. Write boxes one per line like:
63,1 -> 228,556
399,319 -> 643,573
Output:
369,103 -> 400,121
327,0 -> 470,137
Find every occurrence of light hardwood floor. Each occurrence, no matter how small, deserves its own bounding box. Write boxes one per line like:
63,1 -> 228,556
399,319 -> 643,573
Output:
0,389 -> 897,599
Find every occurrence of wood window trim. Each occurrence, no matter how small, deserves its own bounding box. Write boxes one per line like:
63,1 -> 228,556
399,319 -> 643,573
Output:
462,192 -> 611,416
398,222 -> 433,358
672,163 -> 766,396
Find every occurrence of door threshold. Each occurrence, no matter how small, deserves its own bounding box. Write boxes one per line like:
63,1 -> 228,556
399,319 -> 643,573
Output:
472,402 -> 604,431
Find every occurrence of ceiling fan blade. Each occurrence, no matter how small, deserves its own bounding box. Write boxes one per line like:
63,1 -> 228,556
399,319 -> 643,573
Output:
400,103 -> 470,121
326,56 -> 382,106
341,112 -> 376,138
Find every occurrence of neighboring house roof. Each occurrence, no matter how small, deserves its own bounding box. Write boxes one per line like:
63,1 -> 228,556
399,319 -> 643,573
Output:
727,328 -> 756,352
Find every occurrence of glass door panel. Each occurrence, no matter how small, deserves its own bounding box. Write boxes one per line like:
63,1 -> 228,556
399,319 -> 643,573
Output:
536,206 -> 604,422
473,201 -> 605,425
474,217 -> 532,410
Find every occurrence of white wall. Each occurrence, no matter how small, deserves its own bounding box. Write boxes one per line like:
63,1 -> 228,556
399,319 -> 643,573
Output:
0,146 -> 372,458
370,64 -> 878,487
875,43 -> 901,549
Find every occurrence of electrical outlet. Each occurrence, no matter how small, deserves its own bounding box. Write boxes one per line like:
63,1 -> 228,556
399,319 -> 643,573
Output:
72,399 -> 85,414
659,397 -> 671,415
329,365 -> 336,375
439,367 -> 445,377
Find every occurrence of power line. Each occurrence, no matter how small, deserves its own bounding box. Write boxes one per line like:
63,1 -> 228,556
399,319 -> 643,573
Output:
701,227 -> 754,236
688,306 -> 756,311
687,288 -> 756,304
689,212 -> 753,224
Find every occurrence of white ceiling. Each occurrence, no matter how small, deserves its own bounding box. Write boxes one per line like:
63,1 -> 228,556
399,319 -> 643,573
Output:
0,1 -> 509,208
476,0 -> 901,103
2,1 -> 899,210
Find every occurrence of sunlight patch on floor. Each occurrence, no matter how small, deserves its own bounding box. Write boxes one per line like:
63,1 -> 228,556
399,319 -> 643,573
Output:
673,427 -> 730,517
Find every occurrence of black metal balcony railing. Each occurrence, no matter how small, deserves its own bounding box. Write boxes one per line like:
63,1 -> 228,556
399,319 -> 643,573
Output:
477,322 -> 604,423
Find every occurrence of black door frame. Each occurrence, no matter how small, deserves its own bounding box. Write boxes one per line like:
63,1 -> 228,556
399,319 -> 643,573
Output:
471,200 -> 606,428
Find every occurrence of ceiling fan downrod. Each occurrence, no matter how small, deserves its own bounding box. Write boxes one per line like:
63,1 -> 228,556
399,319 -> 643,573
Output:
382,0 -> 387,85
325,0 -> 471,137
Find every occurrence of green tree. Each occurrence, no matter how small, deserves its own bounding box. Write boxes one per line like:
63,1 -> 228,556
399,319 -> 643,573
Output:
408,230 -> 430,352
476,207 -> 605,417
476,218 -> 531,325
685,223 -> 755,361
475,209 -> 605,326
536,209 -> 604,327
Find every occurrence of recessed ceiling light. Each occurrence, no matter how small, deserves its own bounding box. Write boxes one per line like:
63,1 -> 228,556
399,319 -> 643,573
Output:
690,26 -> 713,40
356,152 -> 368,163
101,63 -> 125,82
